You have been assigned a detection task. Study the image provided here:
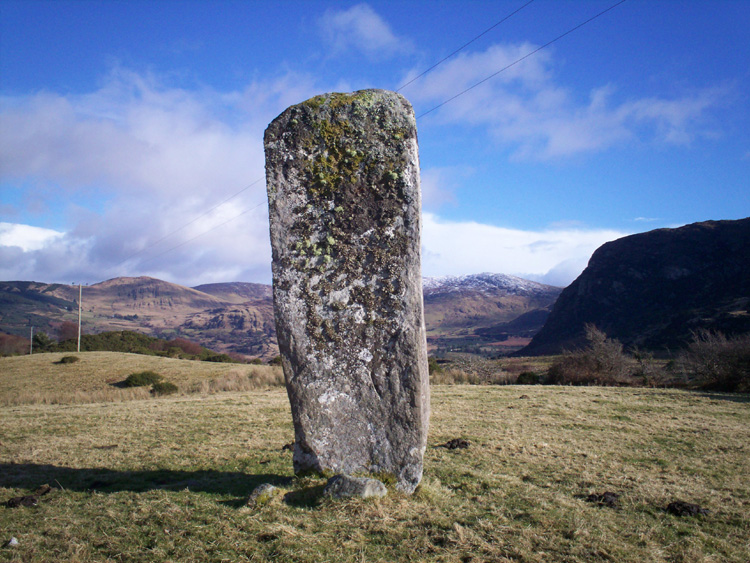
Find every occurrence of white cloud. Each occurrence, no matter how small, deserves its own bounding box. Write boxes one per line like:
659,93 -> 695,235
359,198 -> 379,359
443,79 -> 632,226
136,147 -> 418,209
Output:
0,64 -> 645,288
422,213 -> 628,287
0,69 -> 327,286
407,44 -> 725,159
0,70 -> 266,199
2,211 -> 624,287
319,3 -> 410,60
0,223 -> 64,251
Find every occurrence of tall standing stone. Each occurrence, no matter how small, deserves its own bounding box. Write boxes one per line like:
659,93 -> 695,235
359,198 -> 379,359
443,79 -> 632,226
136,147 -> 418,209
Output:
264,89 -> 430,493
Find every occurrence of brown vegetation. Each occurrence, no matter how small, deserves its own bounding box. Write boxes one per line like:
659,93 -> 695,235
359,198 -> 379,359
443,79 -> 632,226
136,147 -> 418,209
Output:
674,329 -> 750,393
0,332 -> 28,356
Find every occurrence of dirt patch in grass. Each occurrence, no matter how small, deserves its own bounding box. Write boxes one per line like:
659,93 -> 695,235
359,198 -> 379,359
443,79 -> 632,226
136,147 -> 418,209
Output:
1,386 -> 748,562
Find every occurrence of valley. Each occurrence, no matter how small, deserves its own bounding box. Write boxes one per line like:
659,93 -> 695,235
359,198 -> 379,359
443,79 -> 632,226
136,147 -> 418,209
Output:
0,273 -> 561,359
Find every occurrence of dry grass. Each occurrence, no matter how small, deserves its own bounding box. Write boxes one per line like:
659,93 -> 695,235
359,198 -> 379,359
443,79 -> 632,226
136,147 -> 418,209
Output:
430,367 -> 514,385
0,351 -> 283,406
430,355 -> 558,385
1,384 -> 748,562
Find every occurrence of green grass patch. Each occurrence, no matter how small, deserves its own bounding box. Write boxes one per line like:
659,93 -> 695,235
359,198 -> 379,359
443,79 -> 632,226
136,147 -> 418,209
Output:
0,386 -> 748,562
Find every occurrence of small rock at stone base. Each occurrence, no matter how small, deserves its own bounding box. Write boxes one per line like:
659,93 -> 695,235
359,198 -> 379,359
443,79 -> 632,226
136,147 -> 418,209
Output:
667,500 -> 709,516
246,484 -> 277,508
5,537 -> 19,548
323,474 -> 387,499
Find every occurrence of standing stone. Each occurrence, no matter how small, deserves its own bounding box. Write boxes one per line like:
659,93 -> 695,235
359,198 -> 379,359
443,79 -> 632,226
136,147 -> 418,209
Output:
264,89 -> 430,494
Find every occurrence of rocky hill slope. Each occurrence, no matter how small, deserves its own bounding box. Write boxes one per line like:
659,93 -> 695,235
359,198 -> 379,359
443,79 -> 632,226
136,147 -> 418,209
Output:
422,273 -> 561,354
0,277 -> 276,358
522,218 -> 750,355
1,273 -> 561,358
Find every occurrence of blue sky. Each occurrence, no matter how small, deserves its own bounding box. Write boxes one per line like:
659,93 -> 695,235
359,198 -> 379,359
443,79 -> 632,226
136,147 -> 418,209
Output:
1,0 -> 748,287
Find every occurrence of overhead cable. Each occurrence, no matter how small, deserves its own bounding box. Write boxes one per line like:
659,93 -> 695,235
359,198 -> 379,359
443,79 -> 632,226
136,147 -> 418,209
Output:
137,201 -> 267,267
108,176 -> 264,272
396,0 -> 536,93
417,0 -> 628,119
116,0 -> 628,269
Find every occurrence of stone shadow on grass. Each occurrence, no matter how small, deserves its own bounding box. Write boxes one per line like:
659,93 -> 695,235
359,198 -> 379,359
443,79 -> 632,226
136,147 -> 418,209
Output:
0,462 -> 293,500
281,484 -> 327,509
693,391 -> 750,404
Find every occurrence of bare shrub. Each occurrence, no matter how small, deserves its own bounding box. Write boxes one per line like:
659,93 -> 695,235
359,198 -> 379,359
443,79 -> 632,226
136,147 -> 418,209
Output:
630,348 -> 671,387
0,332 -> 29,356
57,321 -> 79,343
516,371 -> 541,385
547,325 -> 637,386
675,330 -> 750,393
430,367 -> 513,385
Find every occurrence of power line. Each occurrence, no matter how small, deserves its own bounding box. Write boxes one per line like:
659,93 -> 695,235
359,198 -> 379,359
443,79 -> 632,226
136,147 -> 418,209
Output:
396,0 -> 536,93
417,0 -> 628,119
137,201 -> 266,267
112,5 -> 541,270
114,0 -> 628,270
108,176 -> 264,271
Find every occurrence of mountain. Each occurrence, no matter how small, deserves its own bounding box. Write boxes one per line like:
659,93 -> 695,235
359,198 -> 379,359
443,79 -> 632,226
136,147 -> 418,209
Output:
521,218 -> 750,356
1,273 -> 561,359
422,273 -> 562,354
0,277 -> 277,359
192,282 -> 272,303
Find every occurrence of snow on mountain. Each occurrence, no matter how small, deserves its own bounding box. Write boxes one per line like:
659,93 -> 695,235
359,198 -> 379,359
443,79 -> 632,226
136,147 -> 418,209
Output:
422,273 -> 558,295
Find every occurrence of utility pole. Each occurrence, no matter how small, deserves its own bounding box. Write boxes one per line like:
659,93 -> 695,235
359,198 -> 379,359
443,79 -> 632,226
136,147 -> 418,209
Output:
30,326 -> 33,355
77,283 -> 82,353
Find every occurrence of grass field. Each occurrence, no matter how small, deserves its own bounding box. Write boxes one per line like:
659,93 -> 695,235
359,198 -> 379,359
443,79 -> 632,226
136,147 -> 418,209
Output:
0,352 -> 283,406
1,353 -> 749,562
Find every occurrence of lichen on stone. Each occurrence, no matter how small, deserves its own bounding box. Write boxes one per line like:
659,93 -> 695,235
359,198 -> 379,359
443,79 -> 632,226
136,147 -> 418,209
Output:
264,89 -> 430,494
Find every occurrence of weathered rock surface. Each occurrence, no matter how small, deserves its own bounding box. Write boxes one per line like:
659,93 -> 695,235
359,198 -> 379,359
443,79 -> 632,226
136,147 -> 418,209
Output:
246,483 -> 277,508
323,474 -> 388,499
264,89 -> 430,494
522,218 -> 750,355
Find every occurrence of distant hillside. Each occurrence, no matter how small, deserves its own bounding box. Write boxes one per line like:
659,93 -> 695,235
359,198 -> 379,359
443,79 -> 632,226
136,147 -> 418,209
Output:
522,218 -> 750,355
423,273 -> 562,355
1,272 -> 561,359
192,282 -> 272,303
0,277 -> 277,359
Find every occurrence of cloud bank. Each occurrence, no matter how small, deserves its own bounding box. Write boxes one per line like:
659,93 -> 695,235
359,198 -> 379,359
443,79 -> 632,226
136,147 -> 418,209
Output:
404,43 -> 724,159
1,213 -> 626,288
2,23 -> 719,287
422,213 -> 627,287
